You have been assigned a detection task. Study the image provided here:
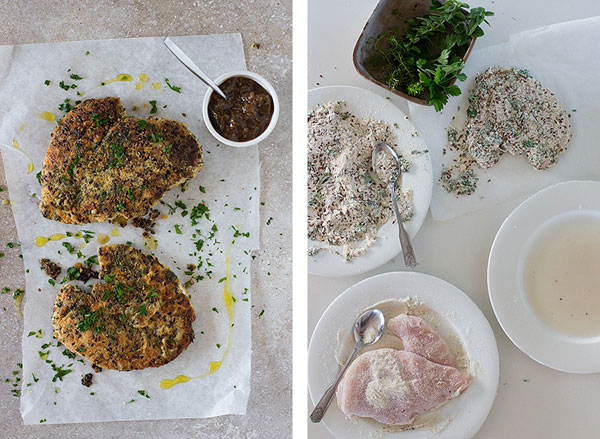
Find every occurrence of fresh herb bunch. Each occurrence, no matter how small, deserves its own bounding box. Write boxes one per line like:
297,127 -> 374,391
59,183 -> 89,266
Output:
367,0 -> 493,111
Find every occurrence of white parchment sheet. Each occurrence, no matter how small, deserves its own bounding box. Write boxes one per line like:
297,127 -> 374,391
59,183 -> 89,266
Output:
408,17 -> 600,221
0,34 -> 259,424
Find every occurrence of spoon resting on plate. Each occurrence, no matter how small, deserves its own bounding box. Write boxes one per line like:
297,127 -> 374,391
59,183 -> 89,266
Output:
310,308 -> 385,423
371,142 -> 417,269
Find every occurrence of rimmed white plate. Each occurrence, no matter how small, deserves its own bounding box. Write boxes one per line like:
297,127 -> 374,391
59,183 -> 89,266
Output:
307,86 -> 433,277
488,180 -> 600,374
308,272 -> 499,438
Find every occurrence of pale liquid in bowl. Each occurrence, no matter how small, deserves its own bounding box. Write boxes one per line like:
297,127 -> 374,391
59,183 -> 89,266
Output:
523,212 -> 600,338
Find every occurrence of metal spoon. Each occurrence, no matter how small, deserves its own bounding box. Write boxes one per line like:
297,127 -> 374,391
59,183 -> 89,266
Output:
310,308 -> 385,423
163,36 -> 227,99
372,142 -> 417,269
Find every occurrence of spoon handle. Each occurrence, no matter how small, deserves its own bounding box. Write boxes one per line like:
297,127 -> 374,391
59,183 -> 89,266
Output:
163,37 -> 227,99
388,182 -> 417,268
310,343 -> 361,423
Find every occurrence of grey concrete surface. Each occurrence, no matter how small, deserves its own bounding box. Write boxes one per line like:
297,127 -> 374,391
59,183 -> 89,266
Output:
0,1 -> 292,437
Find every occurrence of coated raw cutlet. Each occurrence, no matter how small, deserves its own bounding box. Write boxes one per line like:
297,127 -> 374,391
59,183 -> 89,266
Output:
40,97 -> 203,224
52,244 -> 196,371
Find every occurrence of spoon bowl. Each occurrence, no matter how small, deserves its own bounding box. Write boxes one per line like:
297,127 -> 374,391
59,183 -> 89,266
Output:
353,308 -> 385,346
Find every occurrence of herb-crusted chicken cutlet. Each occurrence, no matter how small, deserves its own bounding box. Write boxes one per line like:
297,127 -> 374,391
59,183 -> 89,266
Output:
40,97 -> 203,224
52,244 -> 195,371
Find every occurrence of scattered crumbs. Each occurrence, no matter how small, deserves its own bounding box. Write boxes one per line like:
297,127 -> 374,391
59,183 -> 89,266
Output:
81,373 -> 93,387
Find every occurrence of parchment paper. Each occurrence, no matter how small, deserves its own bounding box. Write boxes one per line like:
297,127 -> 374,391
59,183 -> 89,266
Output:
408,17 -> 599,221
0,34 -> 259,424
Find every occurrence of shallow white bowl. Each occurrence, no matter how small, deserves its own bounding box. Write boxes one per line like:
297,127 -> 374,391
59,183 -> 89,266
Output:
307,86 -> 433,277
488,180 -> 600,373
202,70 -> 279,147
308,271 -> 499,439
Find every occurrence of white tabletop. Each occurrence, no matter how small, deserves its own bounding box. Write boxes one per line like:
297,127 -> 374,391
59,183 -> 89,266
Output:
307,1 -> 600,438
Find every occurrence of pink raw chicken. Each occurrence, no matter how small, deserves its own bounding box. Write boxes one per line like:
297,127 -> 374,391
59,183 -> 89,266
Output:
388,314 -> 457,367
336,348 -> 471,425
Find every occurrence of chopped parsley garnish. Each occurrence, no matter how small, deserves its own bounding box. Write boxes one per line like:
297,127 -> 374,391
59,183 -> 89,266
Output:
51,363 -> 73,382
115,202 -> 125,212
137,120 -> 148,130
48,279 -> 56,286
106,143 -> 125,169
174,224 -> 183,234
12,289 -> 24,300
150,132 -> 163,143
164,77 -> 181,93
44,80 -> 51,86
217,277 -> 227,283
67,152 -> 81,178
91,113 -> 109,127
103,274 -> 115,283
85,51 -> 90,55
69,73 -> 84,80
62,242 -> 75,254
137,304 -> 147,315
163,144 -> 172,154
258,309 -> 265,318
149,100 -> 158,114
35,171 -> 42,184
199,185 -> 206,193
190,202 -> 209,225
212,307 -> 219,313
76,306 -> 103,332
231,226 -> 250,238
59,80 -> 77,90
137,389 -> 150,399
266,217 -> 273,225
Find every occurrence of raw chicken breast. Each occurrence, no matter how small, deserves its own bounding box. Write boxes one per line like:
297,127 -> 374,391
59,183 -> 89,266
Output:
336,348 -> 471,425
388,314 -> 457,367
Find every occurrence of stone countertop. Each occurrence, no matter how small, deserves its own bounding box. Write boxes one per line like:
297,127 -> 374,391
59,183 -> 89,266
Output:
0,1 -> 292,438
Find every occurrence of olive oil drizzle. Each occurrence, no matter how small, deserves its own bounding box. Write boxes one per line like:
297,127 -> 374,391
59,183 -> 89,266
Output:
34,233 -> 67,247
35,231 -> 88,247
90,73 -> 134,90
39,112 -> 56,122
11,138 -> 34,173
159,255 -> 236,389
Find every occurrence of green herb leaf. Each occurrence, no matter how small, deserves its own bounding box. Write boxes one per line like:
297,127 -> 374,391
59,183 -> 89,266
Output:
164,78 -> 181,93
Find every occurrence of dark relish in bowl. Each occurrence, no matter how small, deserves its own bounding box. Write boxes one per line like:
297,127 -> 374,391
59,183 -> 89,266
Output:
208,76 -> 274,142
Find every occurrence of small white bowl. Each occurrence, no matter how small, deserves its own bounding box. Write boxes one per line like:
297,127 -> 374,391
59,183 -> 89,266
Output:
202,70 -> 279,147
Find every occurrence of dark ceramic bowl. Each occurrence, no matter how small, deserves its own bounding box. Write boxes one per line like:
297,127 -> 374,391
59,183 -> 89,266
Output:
353,0 -> 477,106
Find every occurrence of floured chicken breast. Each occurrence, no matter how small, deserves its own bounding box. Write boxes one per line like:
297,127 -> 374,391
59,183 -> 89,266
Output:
52,244 -> 195,371
336,348 -> 470,425
40,97 -> 203,224
388,313 -> 456,367
336,314 -> 470,426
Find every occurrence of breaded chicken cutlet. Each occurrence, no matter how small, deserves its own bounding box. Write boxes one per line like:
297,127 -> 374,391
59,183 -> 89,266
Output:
52,244 -> 195,371
40,97 -> 203,224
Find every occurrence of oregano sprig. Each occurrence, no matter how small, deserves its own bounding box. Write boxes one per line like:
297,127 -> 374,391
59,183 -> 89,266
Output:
367,0 -> 493,111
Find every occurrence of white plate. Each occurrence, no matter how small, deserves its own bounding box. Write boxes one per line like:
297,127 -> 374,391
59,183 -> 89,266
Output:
488,180 -> 600,373
307,86 -> 433,277
308,272 -> 499,439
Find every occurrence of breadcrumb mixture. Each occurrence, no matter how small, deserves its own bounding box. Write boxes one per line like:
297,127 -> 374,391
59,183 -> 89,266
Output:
307,101 -> 413,261
441,67 -> 572,196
